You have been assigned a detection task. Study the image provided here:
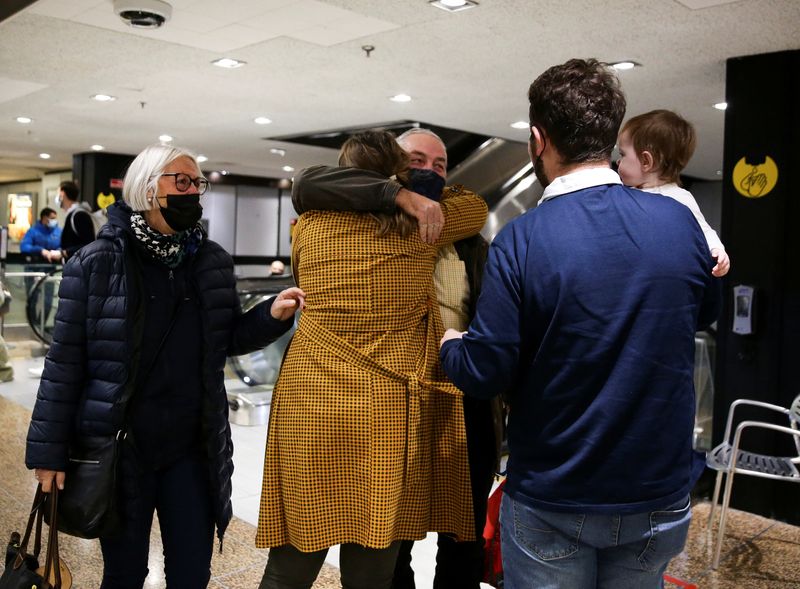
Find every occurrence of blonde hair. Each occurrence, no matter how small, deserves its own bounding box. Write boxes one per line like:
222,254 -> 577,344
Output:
123,144 -> 201,211
338,131 -> 416,238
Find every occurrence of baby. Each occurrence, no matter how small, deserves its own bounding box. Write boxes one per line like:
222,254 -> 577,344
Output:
617,109 -> 730,277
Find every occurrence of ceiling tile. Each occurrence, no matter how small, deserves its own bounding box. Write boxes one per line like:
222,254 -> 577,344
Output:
188,0 -> 292,22
200,24 -> 282,53
289,14 -> 400,47
674,0 -> 743,8
24,0 -> 104,20
0,77 -> 49,105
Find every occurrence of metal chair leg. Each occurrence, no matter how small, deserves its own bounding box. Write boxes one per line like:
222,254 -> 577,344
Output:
707,469 -> 724,529
712,468 -> 737,569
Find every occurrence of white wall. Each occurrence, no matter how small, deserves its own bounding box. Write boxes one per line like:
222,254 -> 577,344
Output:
235,186 -> 280,257
202,184 -> 237,254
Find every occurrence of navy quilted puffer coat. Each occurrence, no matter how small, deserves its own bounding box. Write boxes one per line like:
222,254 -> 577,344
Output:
25,201 -> 292,542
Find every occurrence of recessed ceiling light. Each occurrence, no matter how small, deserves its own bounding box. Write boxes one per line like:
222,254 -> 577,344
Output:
716,170 -> 723,176
713,102 -> 728,111
91,144 -> 104,151
197,155 -> 208,163
91,94 -> 117,102
270,148 -> 286,157
510,121 -> 529,129
390,94 -> 412,103
282,165 -> 295,172
15,116 -> 32,124
220,170 -> 229,175
254,116 -> 272,125
610,61 -> 639,71
430,0 -> 477,12
39,153 -> 51,159
212,58 -> 246,69
159,134 -> 173,142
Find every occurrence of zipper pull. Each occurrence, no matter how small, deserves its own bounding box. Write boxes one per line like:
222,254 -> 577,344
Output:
168,269 -> 174,281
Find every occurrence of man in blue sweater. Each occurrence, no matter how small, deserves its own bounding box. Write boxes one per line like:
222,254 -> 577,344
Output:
440,58 -> 720,588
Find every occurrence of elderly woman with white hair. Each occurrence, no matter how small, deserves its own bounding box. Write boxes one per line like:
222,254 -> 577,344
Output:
25,144 -> 304,588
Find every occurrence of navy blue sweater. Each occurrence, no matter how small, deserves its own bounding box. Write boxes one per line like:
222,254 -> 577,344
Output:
441,183 -> 721,514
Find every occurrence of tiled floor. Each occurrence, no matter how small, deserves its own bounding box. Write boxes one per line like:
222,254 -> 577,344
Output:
1,351 -> 799,588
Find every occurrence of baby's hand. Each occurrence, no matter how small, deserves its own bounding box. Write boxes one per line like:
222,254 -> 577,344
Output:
711,248 -> 730,277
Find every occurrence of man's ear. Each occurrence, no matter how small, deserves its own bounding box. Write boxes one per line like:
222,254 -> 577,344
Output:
530,126 -> 546,158
640,150 -> 655,172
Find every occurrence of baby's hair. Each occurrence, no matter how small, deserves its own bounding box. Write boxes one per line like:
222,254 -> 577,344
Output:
621,109 -> 696,184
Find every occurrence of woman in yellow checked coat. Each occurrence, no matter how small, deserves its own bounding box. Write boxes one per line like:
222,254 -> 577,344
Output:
257,131 -> 488,589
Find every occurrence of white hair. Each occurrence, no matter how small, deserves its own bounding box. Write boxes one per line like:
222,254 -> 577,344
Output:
396,128 -> 445,151
123,144 -> 200,211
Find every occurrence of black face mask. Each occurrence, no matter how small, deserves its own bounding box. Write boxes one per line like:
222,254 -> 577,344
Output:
158,194 -> 203,232
409,168 -> 446,202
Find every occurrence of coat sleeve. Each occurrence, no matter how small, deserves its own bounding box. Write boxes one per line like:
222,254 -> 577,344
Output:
227,299 -> 294,357
292,165 -> 401,214
19,226 -> 40,254
434,185 -> 489,246
26,253 -> 92,470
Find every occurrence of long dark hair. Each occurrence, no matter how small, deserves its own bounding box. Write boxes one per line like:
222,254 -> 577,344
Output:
339,131 -> 416,238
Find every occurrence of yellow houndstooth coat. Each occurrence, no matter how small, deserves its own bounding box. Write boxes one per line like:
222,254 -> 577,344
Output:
256,185 -> 488,552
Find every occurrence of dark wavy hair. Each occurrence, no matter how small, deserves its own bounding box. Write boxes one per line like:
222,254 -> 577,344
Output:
338,130 -> 415,238
528,58 -> 626,165
59,180 -> 80,201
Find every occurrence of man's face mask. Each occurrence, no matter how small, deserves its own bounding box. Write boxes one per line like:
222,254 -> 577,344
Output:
156,194 -> 203,232
47,219 -> 58,229
408,168 -> 446,202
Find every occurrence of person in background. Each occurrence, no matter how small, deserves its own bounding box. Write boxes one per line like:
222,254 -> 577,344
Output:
26,144 -> 305,589
0,285 -> 13,382
439,58 -> 721,588
617,108 -> 730,277
52,180 -> 96,261
20,207 -> 61,262
291,127 -> 500,589
20,207 -> 62,327
257,130 -> 487,589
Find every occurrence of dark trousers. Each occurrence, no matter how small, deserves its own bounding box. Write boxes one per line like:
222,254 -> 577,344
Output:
99,451 -> 215,589
392,396 -> 497,589
260,542 -> 402,589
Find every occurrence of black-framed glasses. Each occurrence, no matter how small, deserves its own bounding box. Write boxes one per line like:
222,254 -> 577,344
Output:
159,172 -> 209,195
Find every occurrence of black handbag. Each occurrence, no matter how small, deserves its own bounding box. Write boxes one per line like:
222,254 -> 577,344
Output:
45,433 -> 125,539
0,485 -> 72,589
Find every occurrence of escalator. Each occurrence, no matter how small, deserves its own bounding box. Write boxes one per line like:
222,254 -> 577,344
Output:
225,275 -> 297,426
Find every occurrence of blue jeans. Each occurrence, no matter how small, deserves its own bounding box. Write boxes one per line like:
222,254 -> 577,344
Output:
500,493 -> 691,589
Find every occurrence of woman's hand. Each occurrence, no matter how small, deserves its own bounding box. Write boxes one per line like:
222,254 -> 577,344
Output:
270,287 -> 306,321
35,468 -> 65,493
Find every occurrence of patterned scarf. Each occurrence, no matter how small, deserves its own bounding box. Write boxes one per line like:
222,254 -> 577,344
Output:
130,212 -> 205,269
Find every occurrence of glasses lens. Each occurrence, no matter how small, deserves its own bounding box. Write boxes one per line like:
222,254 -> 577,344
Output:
174,173 -> 191,191
196,179 -> 209,195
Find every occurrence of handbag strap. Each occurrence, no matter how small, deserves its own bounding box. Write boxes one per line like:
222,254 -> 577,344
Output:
16,485 -> 44,564
42,485 -> 62,588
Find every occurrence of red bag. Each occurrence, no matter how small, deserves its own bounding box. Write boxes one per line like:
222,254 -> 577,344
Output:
482,479 -> 506,588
